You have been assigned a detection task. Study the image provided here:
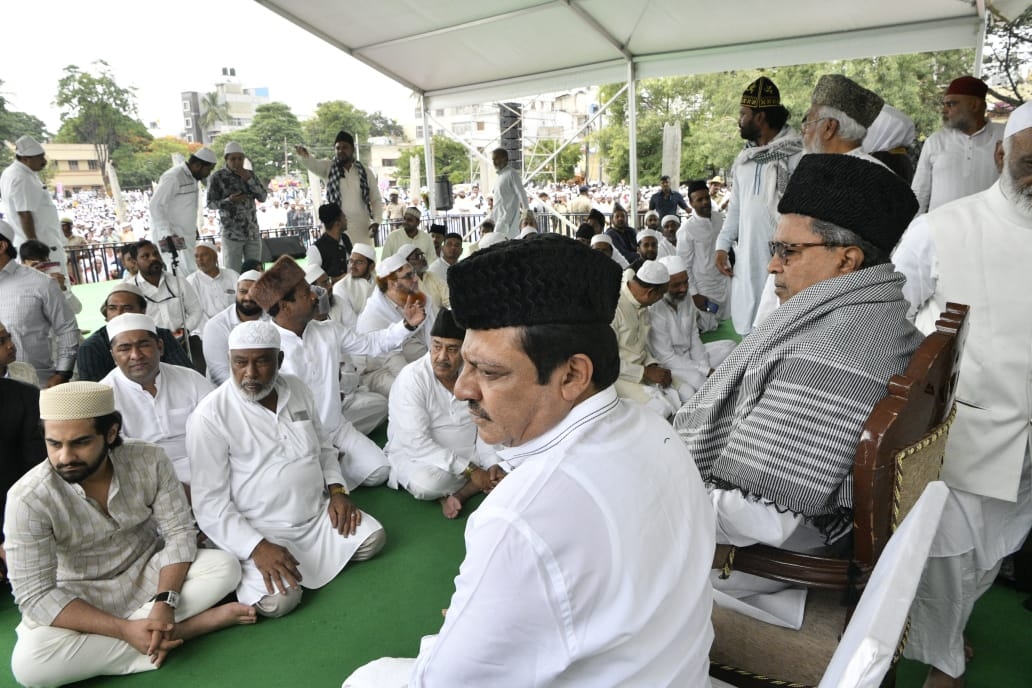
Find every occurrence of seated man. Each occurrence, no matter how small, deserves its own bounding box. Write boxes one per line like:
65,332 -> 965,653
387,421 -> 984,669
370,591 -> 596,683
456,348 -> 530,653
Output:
384,309 -> 499,518
627,229 -> 661,272
673,154 -> 923,627
344,235 -> 715,687
202,270 -> 267,386
0,319 -> 39,386
100,313 -> 214,487
382,206 -> 437,260
186,243 -> 238,319
397,243 -> 450,309
332,243 -> 377,316
78,282 -> 193,382
358,253 -> 437,364
0,369 -> 44,582
187,321 -> 386,618
5,381 -> 251,687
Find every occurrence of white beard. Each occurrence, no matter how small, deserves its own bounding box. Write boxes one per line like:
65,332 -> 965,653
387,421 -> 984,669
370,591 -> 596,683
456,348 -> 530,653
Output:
1000,165 -> 1032,218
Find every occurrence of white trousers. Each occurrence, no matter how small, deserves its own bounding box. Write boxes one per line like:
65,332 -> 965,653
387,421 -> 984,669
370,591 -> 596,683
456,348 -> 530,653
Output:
332,420 -> 390,490
394,463 -> 467,501
342,390 -> 388,435
11,549 -> 241,688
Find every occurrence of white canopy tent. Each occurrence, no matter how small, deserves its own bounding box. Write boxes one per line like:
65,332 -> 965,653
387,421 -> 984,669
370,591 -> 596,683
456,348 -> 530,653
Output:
254,0 -> 1011,211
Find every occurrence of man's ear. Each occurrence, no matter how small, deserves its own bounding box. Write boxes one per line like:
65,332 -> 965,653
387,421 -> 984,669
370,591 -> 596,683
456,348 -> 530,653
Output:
840,246 -> 866,274
558,353 -> 594,403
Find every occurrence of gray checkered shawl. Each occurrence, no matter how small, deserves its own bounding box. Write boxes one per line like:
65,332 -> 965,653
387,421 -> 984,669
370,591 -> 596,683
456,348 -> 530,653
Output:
673,264 -> 923,540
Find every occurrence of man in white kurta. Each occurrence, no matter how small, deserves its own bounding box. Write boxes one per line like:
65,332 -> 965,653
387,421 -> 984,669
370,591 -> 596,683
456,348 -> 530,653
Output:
489,148 -> 528,239
0,136 -> 66,276
333,243 -> 377,316
893,103 -> 1032,686
343,233 -> 714,688
186,244 -> 238,319
679,182 -> 730,329
130,240 -> 206,336
202,270 -> 268,386
382,207 -> 437,259
188,321 -> 385,618
100,314 -> 214,485
149,149 -> 217,275
358,254 -> 437,364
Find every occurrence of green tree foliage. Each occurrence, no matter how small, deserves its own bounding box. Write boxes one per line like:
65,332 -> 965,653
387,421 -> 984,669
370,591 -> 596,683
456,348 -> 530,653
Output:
369,111 -> 404,138
53,61 -> 151,190
524,138 -> 583,184
395,135 -> 472,186
111,136 -> 192,190
984,6 -> 1032,106
302,100 -> 372,161
0,84 -> 49,168
213,102 -> 303,180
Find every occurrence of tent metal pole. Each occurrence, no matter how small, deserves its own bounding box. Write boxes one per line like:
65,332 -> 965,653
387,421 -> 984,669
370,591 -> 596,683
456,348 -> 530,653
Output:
973,9 -> 988,77
627,60 -> 639,227
421,97 -> 437,214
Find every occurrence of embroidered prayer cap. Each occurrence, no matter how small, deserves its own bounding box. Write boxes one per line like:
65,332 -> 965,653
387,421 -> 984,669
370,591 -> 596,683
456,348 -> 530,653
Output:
478,232 -> 508,250
193,147 -> 217,165
741,77 -> 781,109
777,154 -> 918,254
590,233 -> 613,247
811,74 -> 884,129
518,227 -> 539,239
224,142 -> 244,156
228,320 -> 281,351
658,255 -> 688,276
661,214 -> 680,228
351,243 -> 377,262
107,313 -> 157,343
1004,100 -> 1032,138
376,253 -> 409,278
402,206 -> 422,221
945,75 -> 988,99
430,308 -> 466,341
238,269 -> 263,284
0,220 -> 14,243
249,255 -> 306,312
636,260 -> 670,287
335,130 -> 355,145
304,264 -> 326,284
636,229 -> 661,244
39,381 -> 115,421
15,135 -> 44,157
448,234 -> 621,330
108,282 -> 144,298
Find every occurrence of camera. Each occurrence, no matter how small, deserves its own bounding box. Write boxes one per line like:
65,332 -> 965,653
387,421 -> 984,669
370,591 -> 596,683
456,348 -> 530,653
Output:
158,235 -> 187,253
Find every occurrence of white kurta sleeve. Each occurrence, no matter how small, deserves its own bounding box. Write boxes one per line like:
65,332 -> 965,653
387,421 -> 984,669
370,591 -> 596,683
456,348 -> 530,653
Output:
149,173 -> 176,240
892,215 -> 938,321
910,142 -> 934,214
716,187 -> 741,253
305,244 -> 323,270
299,156 -> 332,181
180,277 -> 207,335
710,488 -> 805,548
336,319 -> 410,358
368,169 -> 384,224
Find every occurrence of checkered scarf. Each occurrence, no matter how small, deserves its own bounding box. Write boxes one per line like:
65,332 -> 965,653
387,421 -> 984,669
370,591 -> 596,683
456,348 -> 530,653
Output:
325,158 -> 372,217
737,126 -> 803,199
674,264 -> 922,540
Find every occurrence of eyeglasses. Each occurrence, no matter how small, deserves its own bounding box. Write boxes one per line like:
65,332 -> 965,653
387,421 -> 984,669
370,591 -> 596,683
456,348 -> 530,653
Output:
800,116 -> 830,131
768,241 -> 845,262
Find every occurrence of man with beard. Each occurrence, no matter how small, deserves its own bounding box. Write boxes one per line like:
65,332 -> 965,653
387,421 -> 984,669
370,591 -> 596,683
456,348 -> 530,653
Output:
333,243 -> 378,317
206,142 -> 268,272
428,232 -> 463,281
358,253 -> 437,364
800,74 -> 884,160
305,203 -> 353,283
188,321 -> 385,619
202,270 -> 266,386
397,243 -> 450,309
489,148 -> 528,239
605,203 -> 638,264
128,240 -> 206,369
5,381 -> 250,686
629,229 -> 661,272
296,131 -> 384,247
678,181 -> 730,331
385,309 -> 500,518
911,76 -> 1004,214
100,314 -> 214,487
382,207 -> 437,260
716,77 -> 803,335
894,102 -> 1032,688
657,214 -> 678,258
150,148 -> 218,274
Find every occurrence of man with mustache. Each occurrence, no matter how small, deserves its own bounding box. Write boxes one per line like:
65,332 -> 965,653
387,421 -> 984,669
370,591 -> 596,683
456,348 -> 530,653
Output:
202,270 -> 268,386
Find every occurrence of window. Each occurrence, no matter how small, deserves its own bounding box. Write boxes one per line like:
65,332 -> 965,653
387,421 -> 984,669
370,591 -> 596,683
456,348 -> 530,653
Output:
380,158 -> 398,168
68,161 -> 80,171
183,101 -> 191,111
476,122 -> 486,131
87,160 -> 99,170
184,117 -> 192,128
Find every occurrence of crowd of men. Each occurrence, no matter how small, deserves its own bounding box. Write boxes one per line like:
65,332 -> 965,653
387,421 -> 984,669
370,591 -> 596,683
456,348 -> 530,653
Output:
0,70 -> 1029,688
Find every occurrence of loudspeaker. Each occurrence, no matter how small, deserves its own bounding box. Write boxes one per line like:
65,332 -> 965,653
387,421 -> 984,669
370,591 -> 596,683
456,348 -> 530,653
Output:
435,176 -> 453,211
260,236 -> 306,263
499,102 -> 523,176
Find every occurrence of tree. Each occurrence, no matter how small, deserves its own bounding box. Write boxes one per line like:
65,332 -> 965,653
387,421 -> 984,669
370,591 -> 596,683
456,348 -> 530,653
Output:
984,6 -> 1032,106
301,100 -> 372,161
111,136 -> 192,190
395,135 -> 472,186
0,83 -> 49,168
524,138 -> 582,184
369,111 -> 404,138
198,92 -> 229,142
214,102 -> 303,179
53,61 -> 148,191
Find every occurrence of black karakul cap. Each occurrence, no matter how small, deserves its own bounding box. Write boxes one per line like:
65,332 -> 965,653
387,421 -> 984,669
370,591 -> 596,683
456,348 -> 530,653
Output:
448,234 -> 621,330
777,154 -> 918,254
430,308 -> 466,340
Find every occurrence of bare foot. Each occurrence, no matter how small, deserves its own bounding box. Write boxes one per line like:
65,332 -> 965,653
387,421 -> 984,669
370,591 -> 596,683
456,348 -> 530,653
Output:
963,636 -> 973,662
923,667 -> 965,688
175,602 -> 257,640
440,495 -> 463,519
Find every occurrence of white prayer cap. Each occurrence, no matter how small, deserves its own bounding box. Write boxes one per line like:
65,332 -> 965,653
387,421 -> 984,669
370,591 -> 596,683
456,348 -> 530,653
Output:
0,220 -> 14,242
351,243 -> 377,262
195,243 -> 217,256
304,264 -> 326,284
107,313 -> 157,342
644,210 -> 660,221
636,260 -> 670,285
194,147 -> 217,164
661,214 -> 680,228
478,232 -> 508,249
636,229 -> 661,244
238,269 -> 263,284
1004,101 -> 1032,139
402,206 -> 422,220
518,227 -> 539,239
108,282 -> 144,298
224,141 -> 244,156
376,253 -> 409,278
228,320 -> 281,351
590,233 -> 613,247
0,319 -> 7,332
394,243 -> 418,260
40,381 -> 116,420
658,255 -> 688,276
15,135 -> 44,157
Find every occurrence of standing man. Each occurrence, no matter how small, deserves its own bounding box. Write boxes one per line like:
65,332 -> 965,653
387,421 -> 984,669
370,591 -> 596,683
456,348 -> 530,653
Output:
911,75 -> 1005,214
716,76 -> 803,335
206,142 -> 268,272
1,136 -> 66,276
489,148 -> 528,239
343,235 -> 715,687
894,102 -> 1032,688
306,203 -> 354,282
186,244 -> 238,319
150,148 -> 218,275
295,131 -> 384,248
679,180 -> 730,329
4,381 -> 251,687
385,191 -> 406,224
649,175 -> 689,218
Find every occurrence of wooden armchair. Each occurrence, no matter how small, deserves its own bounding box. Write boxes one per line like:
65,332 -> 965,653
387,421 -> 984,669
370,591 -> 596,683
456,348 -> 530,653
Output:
708,303 -> 969,688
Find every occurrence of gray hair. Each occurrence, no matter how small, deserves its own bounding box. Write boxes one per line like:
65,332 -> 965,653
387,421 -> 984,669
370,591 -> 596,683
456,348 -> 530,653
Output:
809,217 -> 886,269
817,105 -> 868,144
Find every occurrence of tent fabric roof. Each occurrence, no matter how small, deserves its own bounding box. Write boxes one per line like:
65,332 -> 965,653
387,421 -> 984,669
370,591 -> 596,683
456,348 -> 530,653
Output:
255,0 -> 987,108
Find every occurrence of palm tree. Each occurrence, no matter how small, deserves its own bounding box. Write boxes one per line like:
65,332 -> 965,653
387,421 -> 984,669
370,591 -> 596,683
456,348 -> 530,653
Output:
198,92 -> 229,143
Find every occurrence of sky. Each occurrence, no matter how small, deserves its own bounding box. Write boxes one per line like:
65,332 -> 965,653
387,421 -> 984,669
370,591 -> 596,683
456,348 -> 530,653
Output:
1,0 -> 416,138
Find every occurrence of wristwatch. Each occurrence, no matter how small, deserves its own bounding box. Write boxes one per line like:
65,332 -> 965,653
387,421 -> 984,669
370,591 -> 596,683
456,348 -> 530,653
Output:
462,463 -> 476,479
150,591 -> 180,609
